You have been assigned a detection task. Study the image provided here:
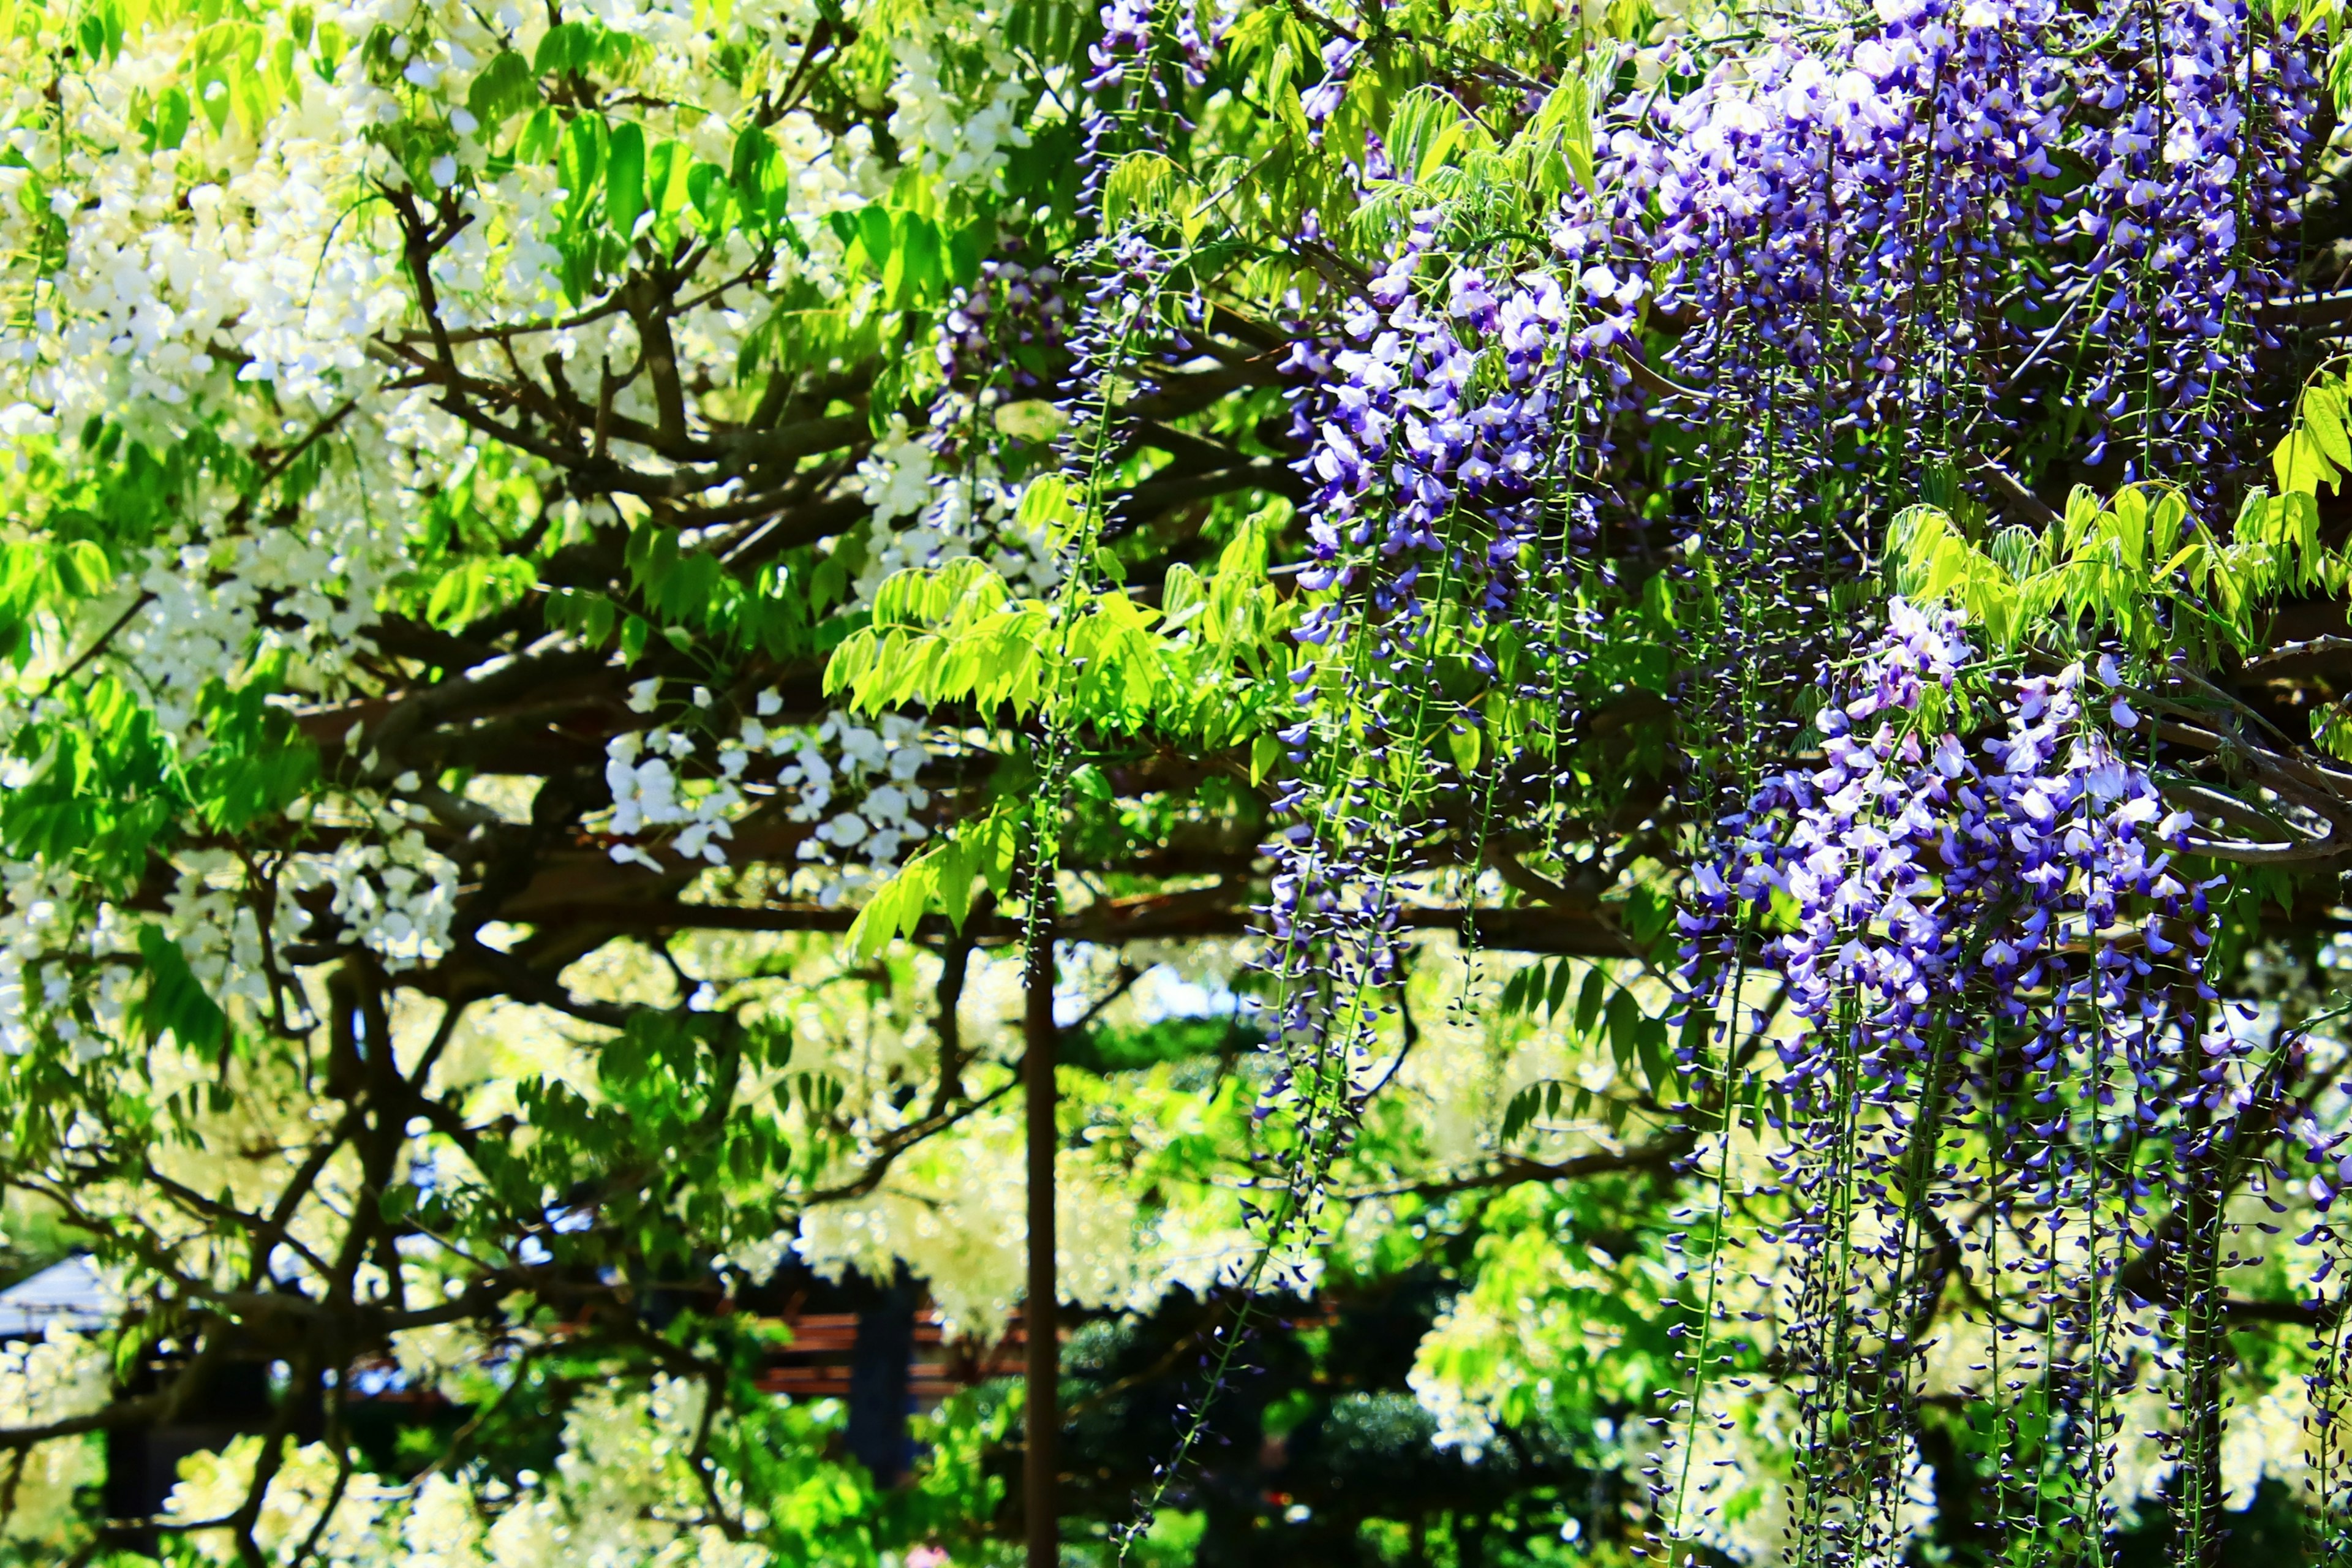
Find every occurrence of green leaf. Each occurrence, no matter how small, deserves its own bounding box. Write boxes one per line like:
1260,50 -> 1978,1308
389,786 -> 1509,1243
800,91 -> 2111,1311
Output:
606,121 -> 647,238
1017,475 -> 1076,532
993,400 -> 1066,443
425,556 -> 535,631
1103,153 -> 1182,229
1602,989 -> 1638,1073
2275,425 -> 2339,496
732,127 -> 779,209
2309,379 -> 2352,471
561,114 -> 606,212
1389,86 -> 1468,184
514,105 -> 560,162
1544,959 -> 1575,1020
856,203 -> 893,266
1499,962 -> 1540,1016
846,851 -> 937,957
646,140 -> 690,227
136,924 -> 228,1057
1574,970 -> 1607,1037
1499,1081 -> 1551,1144
1446,722 -> 1480,775
1635,1016 -> 1672,1097
52,540 -> 109,596
534,20 -> 588,74
466,50 -> 538,134
146,86 -> 192,153
1249,733 -> 1282,785
686,160 -> 733,235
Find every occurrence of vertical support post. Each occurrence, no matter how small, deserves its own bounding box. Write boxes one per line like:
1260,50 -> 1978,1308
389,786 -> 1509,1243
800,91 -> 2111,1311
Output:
846,1267 -> 918,1487
1024,914 -> 1058,1568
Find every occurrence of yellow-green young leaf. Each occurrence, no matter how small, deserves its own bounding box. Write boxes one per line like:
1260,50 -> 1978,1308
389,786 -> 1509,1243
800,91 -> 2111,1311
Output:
971,806 -> 1023,897
2149,488 -> 2188,562
845,851 -> 937,957
514,105 -> 561,162
2059,485 -> 2103,558
560,115 -> 605,219
2244,490 -> 2326,586
1528,75 -> 1594,190
882,805 -> 1025,940
426,557 -> 536,631
823,628 -> 878,698
686,160 -> 732,233
1387,85 -> 1469,185
2275,425 -> 2341,495
935,839 -> 977,930
2209,551 -> 2246,622
1104,153 -> 1188,229
1218,504 -> 1277,579
870,557 -> 1006,628
1162,563 -> 1207,633
1017,475 -> 1075,531
2288,491 -> 2326,575
647,139 -> 692,232
2106,486 -> 2149,571
2308,378 -> 2352,470
466,50 -> 538,134
146,85 -> 193,153
1250,732 -> 1283,785
993,400 -> 1066,443
52,540 -> 110,596
1883,503 -> 1949,586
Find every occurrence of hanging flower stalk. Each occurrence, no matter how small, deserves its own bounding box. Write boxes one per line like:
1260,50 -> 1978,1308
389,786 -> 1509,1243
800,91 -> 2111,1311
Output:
1676,594 -> 2336,1564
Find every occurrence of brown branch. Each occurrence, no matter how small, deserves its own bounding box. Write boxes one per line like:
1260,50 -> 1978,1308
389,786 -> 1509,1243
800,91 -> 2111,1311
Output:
1339,1134 -> 1695,1202
497,895 -> 1632,954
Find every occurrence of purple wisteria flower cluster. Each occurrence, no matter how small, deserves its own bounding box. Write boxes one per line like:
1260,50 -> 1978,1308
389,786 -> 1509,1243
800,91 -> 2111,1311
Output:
1079,0 -> 1233,213
1256,210 -> 1608,1159
1606,0 -> 2071,434
1235,0 -> 2321,1180
2065,0 -> 2318,472
1674,599 -> 2298,1558
935,245 -> 1067,394
1569,0 -> 2320,486
929,242 -> 1069,459
1292,222 -> 1575,616
1522,0 -> 2324,761
1692,602 -> 2218,1114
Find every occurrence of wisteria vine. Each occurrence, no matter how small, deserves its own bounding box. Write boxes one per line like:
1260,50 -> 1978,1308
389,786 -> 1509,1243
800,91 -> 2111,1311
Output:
1074,0 -> 2345,1556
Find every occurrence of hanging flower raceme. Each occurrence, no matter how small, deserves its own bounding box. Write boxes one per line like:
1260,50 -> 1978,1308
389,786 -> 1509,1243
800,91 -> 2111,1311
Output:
934,243 -> 1068,400
1261,204 -> 1608,1119
1544,0 -> 2326,775
1597,0 -> 2073,435
1292,222 -> 1584,624
2065,0 -> 2320,475
1702,603 -> 2213,1086
1673,600 -> 2318,1561
1569,0 -> 2321,516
